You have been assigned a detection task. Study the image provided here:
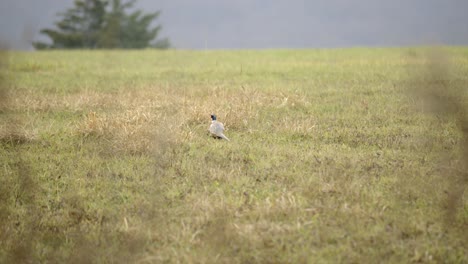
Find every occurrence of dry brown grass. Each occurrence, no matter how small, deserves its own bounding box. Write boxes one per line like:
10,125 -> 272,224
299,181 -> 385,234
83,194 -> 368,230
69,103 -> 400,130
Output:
0,122 -> 36,145
77,108 -> 158,154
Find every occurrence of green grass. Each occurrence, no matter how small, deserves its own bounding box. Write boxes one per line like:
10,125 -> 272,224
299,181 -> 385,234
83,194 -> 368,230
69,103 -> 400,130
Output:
1,47 -> 467,263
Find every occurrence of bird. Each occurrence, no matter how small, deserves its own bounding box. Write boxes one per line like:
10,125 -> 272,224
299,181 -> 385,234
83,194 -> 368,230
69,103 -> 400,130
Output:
209,114 -> 230,141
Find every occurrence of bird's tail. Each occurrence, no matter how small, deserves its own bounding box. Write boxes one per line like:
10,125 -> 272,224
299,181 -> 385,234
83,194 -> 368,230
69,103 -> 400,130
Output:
219,133 -> 230,141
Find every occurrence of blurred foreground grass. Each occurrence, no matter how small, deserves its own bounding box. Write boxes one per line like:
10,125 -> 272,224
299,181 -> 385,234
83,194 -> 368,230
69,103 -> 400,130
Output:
1,47 -> 467,263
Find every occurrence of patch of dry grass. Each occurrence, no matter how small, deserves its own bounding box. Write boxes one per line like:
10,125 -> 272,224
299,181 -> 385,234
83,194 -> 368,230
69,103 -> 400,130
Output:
76,108 -> 158,155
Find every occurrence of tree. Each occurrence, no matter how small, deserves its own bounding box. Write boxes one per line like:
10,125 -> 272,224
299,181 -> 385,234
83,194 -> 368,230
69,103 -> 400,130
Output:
33,0 -> 170,49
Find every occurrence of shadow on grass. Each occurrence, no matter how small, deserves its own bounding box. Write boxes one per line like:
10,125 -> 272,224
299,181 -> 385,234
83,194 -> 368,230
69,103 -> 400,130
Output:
406,48 -> 467,236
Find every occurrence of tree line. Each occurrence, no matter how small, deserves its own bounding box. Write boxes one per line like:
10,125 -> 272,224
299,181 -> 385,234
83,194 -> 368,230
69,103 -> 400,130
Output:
34,0 -> 170,50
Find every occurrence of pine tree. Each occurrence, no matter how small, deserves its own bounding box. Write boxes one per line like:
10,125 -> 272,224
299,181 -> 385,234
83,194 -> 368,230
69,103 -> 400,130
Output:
33,0 -> 170,49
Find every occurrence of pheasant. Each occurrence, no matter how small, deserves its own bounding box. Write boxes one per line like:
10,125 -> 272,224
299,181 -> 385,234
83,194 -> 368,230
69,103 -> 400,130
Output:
209,114 -> 230,141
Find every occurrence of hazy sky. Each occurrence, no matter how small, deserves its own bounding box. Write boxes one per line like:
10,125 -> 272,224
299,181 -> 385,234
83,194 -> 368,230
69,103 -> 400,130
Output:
0,0 -> 467,50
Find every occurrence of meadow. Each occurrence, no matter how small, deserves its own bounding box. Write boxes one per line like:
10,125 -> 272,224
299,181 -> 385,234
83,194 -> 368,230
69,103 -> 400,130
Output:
0,47 -> 467,263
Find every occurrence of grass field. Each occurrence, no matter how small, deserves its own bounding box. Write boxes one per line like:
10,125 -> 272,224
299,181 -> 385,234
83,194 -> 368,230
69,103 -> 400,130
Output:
1,47 -> 467,263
